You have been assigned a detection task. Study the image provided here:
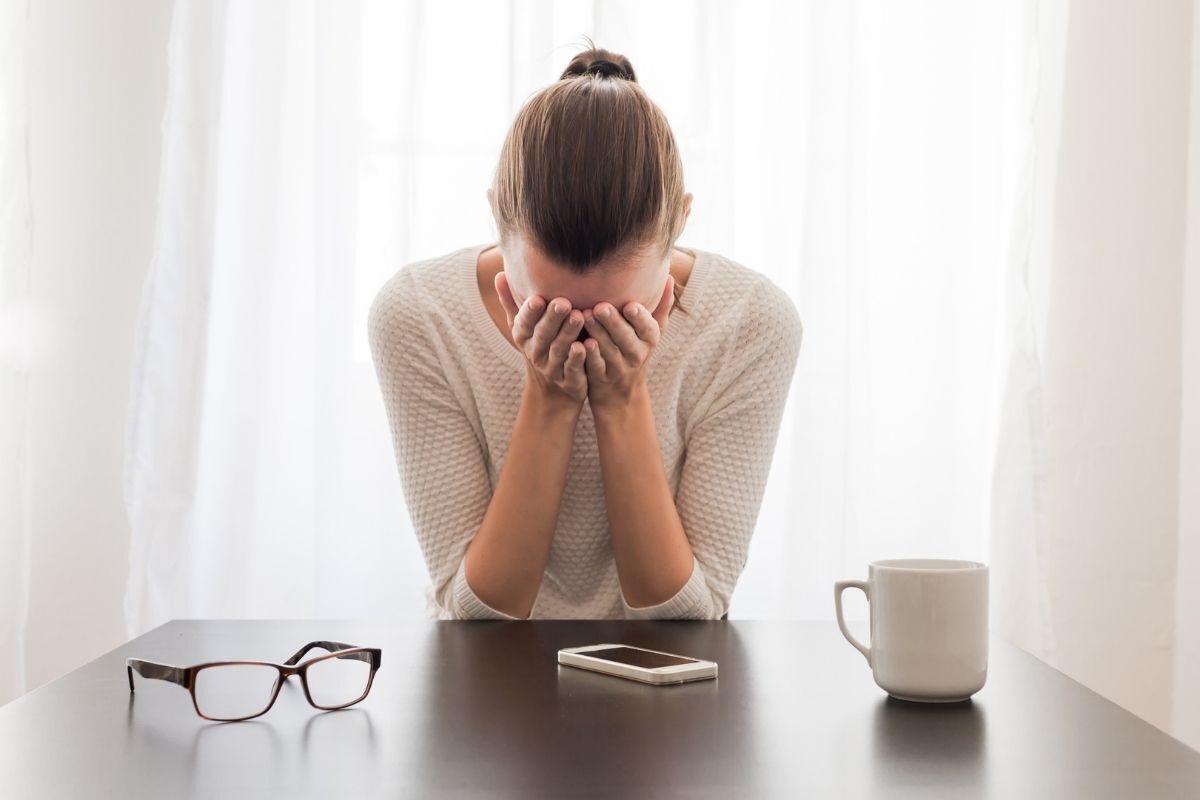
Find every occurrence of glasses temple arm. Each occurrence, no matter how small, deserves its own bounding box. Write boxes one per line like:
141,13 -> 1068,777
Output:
283,640 -> 371,666
126,658 -> 188,692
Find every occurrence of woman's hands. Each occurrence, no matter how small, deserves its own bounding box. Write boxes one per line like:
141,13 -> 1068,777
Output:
495,272 -> 588,408
494,271 -> 675,412
581,275 -> 675,411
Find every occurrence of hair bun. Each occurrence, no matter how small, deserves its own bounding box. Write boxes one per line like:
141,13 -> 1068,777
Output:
584,59 -> 629,80
560,46 -> 637,83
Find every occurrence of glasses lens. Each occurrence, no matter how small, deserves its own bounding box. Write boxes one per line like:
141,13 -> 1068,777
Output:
305,651 -> 373,708
193,664 -> 280,720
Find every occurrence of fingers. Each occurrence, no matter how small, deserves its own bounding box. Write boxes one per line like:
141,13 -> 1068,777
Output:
529,297 -> 573,364
618,301 -> 659,346
546,309 -> 584,368
581,308 -> 622,365
583,336 -> 605,380
494,272 -> 521,327
563,340 -> 587,388
592,302 -> 642,356
511,294 -> 546,347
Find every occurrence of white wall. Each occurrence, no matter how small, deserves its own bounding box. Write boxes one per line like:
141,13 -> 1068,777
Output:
21,0 -> 172,694
990,0 -> 1197,750
1176,0 -> 1200,755
1042,0 -> 1191,732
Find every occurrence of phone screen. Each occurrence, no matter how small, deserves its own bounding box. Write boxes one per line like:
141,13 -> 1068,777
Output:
581,646 -> 699,668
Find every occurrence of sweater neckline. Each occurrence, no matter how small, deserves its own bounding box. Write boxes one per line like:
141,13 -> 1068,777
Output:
462,240 -> 712,373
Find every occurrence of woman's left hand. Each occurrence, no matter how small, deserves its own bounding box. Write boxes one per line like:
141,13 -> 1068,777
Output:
581,274 -> 675,410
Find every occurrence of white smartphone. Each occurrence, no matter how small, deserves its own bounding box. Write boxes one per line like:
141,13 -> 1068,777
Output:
557,643 -> 718,685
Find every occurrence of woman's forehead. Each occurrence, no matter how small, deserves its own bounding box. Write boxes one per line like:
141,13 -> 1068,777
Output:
510,246 -> 663,309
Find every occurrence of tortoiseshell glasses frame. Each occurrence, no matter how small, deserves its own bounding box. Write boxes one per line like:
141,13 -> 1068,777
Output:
126,640 -> 383,722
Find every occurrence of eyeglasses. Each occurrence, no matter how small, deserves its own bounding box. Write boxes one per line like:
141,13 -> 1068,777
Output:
126,640 -> 383,722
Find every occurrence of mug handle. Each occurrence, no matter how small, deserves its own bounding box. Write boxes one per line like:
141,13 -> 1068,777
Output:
834,580 -> 872,666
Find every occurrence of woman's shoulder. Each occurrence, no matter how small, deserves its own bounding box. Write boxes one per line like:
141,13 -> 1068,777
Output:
370,246 -> 468,314
693,249 -> 803,356
367,245 -> 474,345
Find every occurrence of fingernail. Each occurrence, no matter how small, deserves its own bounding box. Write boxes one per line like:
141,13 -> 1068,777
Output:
530,298 -> 543,311
624,305 -> 638,317
598,306 -> 610,318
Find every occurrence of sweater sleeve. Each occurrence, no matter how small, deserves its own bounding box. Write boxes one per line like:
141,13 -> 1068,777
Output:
622,281 -> 803,620
367,269 -> 527,621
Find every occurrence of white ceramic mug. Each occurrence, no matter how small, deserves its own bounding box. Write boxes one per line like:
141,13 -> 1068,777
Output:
834,559 -> 989,702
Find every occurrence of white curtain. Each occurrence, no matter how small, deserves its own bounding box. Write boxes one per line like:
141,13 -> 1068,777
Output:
124,0 -> 1023,629
123,0 -> 424,625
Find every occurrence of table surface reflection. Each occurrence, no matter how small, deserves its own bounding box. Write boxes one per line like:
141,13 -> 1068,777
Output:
1,619 -> 1198,798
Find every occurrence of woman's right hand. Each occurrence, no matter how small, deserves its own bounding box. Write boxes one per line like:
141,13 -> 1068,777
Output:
495,272 -> 587,407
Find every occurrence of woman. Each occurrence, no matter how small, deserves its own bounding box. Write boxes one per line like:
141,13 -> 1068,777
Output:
368,46 -> 802,621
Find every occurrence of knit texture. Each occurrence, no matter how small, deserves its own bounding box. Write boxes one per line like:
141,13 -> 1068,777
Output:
368,241 -> 802,620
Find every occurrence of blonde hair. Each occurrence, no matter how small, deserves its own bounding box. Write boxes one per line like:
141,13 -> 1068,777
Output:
489,38 -> 689,312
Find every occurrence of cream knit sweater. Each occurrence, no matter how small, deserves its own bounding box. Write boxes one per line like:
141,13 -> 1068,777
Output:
368,241 -> 802,620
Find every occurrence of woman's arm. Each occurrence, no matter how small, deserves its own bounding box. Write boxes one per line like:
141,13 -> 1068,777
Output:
463,381 -> 581,618
369,267 -> 588,620
585,278 -> 803,619
592,385 -> 697,608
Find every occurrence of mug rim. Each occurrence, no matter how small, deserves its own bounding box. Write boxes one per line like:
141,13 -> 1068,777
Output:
870,558 -> 987,572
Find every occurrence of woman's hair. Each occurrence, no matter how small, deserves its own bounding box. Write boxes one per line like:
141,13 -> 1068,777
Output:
489,38 -> 689,312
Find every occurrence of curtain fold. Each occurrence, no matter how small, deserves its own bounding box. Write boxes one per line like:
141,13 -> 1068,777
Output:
989,0 -> 1062,672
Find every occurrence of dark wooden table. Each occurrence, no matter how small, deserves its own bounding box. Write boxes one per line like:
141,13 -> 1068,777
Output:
2,619 -> 1199,798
